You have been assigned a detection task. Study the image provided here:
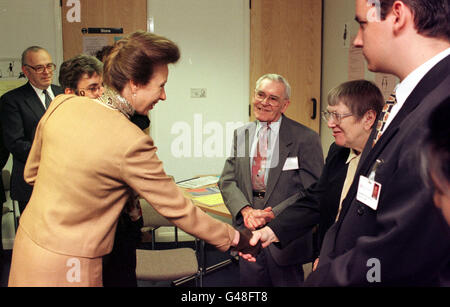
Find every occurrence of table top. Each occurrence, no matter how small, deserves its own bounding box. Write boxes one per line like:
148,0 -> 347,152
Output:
180,184 -> 232,219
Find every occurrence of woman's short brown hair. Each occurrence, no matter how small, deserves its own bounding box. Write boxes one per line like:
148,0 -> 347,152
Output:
328,80 -> 384,124
103,31 -> 180,92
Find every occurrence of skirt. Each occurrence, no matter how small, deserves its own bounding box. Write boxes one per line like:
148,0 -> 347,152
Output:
8,226 -> 103,287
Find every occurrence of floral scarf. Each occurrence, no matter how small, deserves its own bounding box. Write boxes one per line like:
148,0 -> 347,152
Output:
97,86 -> 135,118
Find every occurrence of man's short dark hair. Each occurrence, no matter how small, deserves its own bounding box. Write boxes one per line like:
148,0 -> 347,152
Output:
378,0 -> 449,40
58,55 -> 103,91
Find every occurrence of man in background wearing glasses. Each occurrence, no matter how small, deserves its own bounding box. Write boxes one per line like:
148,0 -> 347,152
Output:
58,54 -> 104,100
0,46 -> 63,214
219,74 -> 324,286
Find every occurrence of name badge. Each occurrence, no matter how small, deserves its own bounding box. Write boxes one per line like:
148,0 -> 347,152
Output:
282,157 -> 299,171
356,175 -> 381,210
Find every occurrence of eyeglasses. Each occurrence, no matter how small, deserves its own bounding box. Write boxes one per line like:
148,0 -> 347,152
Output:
321,111 -> 353,124
24,63 -> 56,73
254,90 -> 285,106
76,84 -> 104,96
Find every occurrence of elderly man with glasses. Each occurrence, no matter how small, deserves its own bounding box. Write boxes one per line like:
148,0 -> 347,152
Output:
0,46 -> 63,214
219,73 -> 324,286
242,80 -> 384,272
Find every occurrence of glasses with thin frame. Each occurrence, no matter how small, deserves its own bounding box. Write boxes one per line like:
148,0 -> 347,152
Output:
254,90 -> 285,106
76,84 -> 104,96
321,110 -> 353,124
24,63 -> 56,73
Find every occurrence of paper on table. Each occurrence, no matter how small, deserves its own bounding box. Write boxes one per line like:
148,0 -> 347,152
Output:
193,193 -> 224,207
176,176 -> 219,189
187,186 -> 220,197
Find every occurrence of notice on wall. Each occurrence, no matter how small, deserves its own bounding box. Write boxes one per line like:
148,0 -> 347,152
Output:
82,36 -> 109,56
348,35 -> 366,81
374,73 -> 399,100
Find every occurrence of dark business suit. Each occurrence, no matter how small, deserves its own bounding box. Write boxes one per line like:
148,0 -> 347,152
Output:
219,115 -> 324,286
305,55 -> 450,286
269,143 -> 350,254
0,82 -> 63,212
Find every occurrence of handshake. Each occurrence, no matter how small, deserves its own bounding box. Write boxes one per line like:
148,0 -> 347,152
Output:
231,228 -> 262,257
230,206 -> 280,261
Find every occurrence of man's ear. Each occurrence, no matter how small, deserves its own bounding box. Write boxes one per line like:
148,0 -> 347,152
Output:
391,0 -> 412,34
281,99 -> 290,114
65,88 -> 75,95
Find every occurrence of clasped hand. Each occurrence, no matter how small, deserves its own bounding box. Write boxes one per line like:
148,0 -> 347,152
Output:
233,206 -> 279,262
241,206 -> 275,230
238,226 -> 279,262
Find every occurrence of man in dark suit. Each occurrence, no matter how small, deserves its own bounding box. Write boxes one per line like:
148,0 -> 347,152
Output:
0,46 -> 63,213
219,74 -> 324,286
303,0 -> 449,286
243,0 -> 449,287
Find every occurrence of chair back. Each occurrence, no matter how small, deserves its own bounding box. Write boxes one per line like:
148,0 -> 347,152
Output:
139,199 -> 174,228
2,169 -> 10,191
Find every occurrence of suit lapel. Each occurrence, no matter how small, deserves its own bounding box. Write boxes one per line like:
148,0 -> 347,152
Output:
23,82 -> 46,120
336,54 -> 450,229
51,84 -> 63,96
264,116 -> 291,203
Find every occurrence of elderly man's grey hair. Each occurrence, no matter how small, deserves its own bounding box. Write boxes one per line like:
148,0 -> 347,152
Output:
255,73 -> 291,100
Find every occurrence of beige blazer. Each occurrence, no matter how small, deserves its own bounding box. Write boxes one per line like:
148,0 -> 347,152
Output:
20,94 -> 235,258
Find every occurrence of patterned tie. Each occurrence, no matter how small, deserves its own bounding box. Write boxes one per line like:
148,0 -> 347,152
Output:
43,89 -> 52,109
252,124 -> 270,191
373,91 -> 397,147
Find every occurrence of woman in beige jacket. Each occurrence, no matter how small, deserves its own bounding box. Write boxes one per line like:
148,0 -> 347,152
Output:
8,31 -> 242,286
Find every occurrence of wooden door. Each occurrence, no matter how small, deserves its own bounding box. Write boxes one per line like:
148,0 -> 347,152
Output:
61,0 -> 147,60
250,0 -> 322,132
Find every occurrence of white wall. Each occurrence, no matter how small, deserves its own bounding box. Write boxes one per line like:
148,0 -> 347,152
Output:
0,0 -> 63,83
147,0 -> 250,182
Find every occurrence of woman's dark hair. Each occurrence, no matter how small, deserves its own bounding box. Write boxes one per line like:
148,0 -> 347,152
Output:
95,45 -> 114,63
327,79 -> 385,125
103,31 -> 180,93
